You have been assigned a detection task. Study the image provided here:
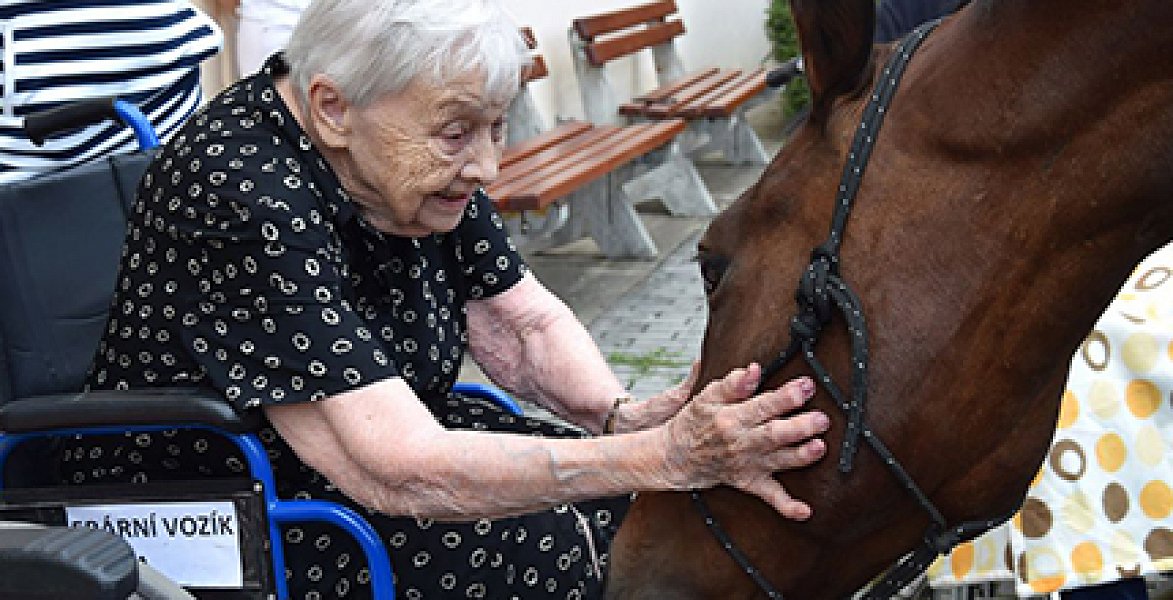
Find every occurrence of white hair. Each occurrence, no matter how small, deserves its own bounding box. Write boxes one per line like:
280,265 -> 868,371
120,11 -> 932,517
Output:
284,0 -> 529,107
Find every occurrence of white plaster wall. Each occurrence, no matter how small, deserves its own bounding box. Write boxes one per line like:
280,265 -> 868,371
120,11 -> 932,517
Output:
499,0 -> 774,126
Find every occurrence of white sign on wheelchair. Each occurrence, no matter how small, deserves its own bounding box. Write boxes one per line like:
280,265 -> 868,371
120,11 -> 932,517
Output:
65,500 -> 243,588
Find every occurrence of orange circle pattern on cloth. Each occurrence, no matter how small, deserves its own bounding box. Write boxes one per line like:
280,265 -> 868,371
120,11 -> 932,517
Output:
929,243 -> 1173,595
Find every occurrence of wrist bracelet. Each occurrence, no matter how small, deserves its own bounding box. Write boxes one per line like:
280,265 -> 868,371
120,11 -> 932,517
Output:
602,395 -> 634,435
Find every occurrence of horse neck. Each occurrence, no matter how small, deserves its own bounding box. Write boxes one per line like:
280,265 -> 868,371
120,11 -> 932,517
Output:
852,0 -> 1173,430
927,0 -> 1171,157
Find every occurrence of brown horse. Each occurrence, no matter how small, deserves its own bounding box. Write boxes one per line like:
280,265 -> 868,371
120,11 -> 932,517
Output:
605,0 -> 1173,598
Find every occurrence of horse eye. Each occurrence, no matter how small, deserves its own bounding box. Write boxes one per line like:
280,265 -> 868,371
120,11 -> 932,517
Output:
696,253 -> 730,296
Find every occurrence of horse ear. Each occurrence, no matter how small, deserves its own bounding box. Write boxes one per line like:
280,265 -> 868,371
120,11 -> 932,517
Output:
790,0 -> 875,122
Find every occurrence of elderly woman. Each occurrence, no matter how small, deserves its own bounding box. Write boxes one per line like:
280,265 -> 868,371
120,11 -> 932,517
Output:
71,0 -> 830,597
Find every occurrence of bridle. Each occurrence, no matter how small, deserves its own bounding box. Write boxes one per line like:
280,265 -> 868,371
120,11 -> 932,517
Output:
689,19 -> 1014,599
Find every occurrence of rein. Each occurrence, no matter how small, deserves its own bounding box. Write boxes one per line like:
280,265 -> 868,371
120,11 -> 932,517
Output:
690,19 -> 1013,599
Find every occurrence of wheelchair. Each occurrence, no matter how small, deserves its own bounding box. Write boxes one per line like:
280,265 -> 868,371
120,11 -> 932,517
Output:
0,99 -> 522,599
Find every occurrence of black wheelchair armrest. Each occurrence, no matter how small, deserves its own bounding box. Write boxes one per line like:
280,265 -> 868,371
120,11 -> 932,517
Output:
0,388 -> 262,435
0,523 -> 138,599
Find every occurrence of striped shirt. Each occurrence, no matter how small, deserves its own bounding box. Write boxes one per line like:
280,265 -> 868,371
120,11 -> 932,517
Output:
0,0 -> 222,183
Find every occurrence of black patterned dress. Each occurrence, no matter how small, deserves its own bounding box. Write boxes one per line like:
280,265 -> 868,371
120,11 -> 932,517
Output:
64,55 -> 629,600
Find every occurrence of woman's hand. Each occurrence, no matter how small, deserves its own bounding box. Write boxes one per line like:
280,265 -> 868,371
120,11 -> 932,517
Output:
658,363 -> 828,520
610,361 -> 700,433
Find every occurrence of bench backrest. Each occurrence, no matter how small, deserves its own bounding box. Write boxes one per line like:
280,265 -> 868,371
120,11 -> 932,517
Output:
571,0 -> 685,68
520,27 -> 548,83
569,1 -> 690,124
507,27 -> 550,146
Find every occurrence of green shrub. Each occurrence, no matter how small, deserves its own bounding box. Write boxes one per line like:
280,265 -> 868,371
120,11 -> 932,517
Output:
764,0 -> 810,119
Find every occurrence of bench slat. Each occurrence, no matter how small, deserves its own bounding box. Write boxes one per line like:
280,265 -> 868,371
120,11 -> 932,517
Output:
638,69 -> 743,118
522,54 -> 548,84
517,120 -> 683,208
572,0 -> 677,40
487,125 -> 624,202
520,27 -> 538,49
669,74 -> 749,118
583,20 -> 685,67
495,126 -> 614,189
500,121 -> 593,169
490,120 -> 685,211
664,68 -> 764,118
697,68 -> 767,117
629,67 -> 720,105
620,68 -> 739,117
516,120 -> 685,208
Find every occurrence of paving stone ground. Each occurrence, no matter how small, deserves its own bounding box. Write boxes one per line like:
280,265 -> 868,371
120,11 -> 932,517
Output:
587,229 -> 707,399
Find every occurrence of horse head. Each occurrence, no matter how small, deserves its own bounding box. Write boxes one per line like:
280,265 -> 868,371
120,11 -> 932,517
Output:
606,1 -> 1172,598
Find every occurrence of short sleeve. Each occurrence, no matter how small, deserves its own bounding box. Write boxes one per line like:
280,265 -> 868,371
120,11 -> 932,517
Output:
179,238 -> 401,410
454,189 -> 527,300
158,129 -> 399,410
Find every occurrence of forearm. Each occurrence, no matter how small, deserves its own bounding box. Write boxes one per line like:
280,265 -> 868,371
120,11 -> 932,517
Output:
469,274 -> 627,433
267,377 -> 675,521
269,367 -> 829,526
358,426 -> 679,520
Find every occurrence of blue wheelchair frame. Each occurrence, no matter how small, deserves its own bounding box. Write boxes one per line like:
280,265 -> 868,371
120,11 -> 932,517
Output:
0,423 -> 385,600
0,99 -> 523,600
0,384 -> 521,600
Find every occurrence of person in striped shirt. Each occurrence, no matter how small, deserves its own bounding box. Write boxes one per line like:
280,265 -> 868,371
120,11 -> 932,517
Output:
0,0 -> 222,184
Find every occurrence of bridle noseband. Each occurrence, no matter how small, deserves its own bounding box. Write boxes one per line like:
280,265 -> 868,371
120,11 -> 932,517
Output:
690,19 -> 1014,599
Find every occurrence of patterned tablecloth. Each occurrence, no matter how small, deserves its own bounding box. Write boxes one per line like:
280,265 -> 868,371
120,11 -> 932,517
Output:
928,243 -> 1173,596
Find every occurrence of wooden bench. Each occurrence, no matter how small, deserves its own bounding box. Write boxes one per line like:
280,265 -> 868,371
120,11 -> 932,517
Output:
569,0 -> 775,165
485,28 -> 716,259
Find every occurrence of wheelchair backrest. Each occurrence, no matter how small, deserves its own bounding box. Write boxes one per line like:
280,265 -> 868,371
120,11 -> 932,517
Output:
0,151 -> 154,403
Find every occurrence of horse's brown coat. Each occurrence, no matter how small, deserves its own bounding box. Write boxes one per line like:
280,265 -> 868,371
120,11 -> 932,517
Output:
605,1 -> 1173,598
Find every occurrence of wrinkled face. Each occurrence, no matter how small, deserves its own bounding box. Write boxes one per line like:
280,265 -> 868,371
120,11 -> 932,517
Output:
336,71 -> 509,237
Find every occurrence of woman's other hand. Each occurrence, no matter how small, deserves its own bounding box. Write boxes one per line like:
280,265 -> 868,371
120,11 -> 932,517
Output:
609,361 -> 699,433
659,363 -> 828,520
